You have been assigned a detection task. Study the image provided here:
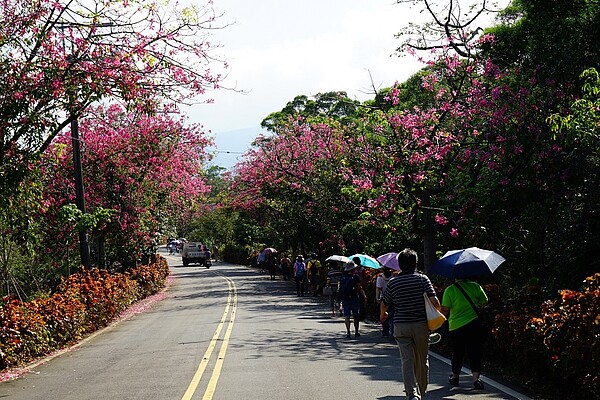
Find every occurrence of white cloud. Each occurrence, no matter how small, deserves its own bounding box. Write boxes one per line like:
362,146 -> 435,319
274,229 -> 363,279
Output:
189,0 -> 424,134
186,0 -> 499,168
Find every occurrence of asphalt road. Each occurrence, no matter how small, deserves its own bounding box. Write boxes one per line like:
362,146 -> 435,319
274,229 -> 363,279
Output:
0,248 -> 531,399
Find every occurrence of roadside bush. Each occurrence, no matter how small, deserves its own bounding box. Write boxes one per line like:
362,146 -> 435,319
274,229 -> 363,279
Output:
529,273 -> 600,398
128,255 -> 169,298
32,293 -> 87,347
0,256 -> 170,372
0,298 -> 50,370
492,274 -> 600,398
57,267 -> 139,330
221,243 -> 252,265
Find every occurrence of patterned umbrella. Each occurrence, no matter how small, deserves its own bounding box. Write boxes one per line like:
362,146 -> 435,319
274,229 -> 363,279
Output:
429,247 -> 505,278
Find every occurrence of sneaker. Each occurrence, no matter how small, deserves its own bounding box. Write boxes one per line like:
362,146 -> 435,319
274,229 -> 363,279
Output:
428,332 -> 441,344
473,380 -> 484,390
355,332 -> 361,338
407,395 -> 419,400
346,333 -> 351,338
448,376 -> 459,386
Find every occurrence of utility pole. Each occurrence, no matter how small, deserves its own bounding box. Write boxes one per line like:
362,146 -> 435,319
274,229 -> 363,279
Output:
57,21 -> 113,268
71,114 -> 90,268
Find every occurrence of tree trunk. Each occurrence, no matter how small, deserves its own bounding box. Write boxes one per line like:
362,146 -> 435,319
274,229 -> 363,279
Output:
422,194 -> 436,272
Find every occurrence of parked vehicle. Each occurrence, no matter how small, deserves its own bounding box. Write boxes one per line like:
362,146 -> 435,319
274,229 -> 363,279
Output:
182,242 -> 211,268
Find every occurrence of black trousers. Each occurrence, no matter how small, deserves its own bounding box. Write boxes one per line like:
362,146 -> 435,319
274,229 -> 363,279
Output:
295,276 -> 305,295
450,317 -> 483,374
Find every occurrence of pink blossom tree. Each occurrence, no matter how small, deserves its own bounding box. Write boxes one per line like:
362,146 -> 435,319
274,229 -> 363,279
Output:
42,103 -> 213,269
0,0 -> 227,196
232,115 -> 357,255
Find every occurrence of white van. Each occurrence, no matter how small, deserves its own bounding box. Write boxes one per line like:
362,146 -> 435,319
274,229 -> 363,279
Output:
182,242 -> 211,268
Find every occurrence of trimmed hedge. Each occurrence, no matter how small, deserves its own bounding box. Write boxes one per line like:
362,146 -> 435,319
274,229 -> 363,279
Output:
0,255 -> 170,371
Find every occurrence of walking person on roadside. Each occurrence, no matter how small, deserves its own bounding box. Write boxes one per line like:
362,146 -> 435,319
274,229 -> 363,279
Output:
325,261 -> 343,317
293,255 -> 306,296
307,253 -> 323,296
440,277 -> 489,390
280,254 -> 292,281
266,253 -> 277,280
339,261 -> 367,338
380,248 -> 441,400
376,266 -> 394,337
351,256 -> 368,321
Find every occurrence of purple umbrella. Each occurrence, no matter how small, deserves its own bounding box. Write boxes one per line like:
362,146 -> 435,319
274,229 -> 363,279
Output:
376,252 -> 401,271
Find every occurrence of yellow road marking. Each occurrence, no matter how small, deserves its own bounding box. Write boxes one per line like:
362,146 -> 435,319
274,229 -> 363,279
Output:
181,272 -> 236,400
202,278 -> 237,400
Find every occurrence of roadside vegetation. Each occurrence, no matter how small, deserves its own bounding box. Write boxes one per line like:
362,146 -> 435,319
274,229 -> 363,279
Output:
0,257 -> 169,373
0,0 -> 598,398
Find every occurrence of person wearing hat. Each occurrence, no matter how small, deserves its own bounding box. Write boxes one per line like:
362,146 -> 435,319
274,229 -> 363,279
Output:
352,256 -> 369,321
307,253 -> 322,296
339,261 -> 367,338
293,255 -> 307,296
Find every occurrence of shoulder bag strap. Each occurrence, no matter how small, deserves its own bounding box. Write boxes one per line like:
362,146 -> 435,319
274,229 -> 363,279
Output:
454,282 -> 481,317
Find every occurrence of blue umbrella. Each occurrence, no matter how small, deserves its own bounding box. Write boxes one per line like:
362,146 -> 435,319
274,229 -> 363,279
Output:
349,254 -> 381,269
429,247 -> 505,279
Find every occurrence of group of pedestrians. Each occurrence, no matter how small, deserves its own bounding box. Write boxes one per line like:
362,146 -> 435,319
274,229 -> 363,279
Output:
379,248 -> 488,400
261,247 -> 489,400
288,254 -> 372,338
290,254 -> 326,297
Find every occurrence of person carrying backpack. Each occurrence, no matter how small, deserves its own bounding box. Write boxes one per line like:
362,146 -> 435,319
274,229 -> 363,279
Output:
307,253 -> 323,296
339,261 -> 366,338
294,255 -> 307,296
325,261 -> 343,317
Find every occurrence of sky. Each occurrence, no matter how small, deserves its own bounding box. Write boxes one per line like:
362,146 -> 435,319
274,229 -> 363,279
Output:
183,0 -> 492,169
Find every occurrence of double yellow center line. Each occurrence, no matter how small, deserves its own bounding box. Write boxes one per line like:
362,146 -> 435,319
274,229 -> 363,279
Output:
181,272 -> 237,400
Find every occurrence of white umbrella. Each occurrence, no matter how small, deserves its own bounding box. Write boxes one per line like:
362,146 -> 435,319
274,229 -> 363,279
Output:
325,255 -> 351,263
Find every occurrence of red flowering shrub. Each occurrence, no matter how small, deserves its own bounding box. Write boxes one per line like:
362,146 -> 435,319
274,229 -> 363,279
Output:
57,267 -> 139,331
0,298 -> 50,370
0,256 -> 169,372
528,273 -> 600,398
32,293 -> 87,347
491,275 -> 600,398
128,256 -> 170,298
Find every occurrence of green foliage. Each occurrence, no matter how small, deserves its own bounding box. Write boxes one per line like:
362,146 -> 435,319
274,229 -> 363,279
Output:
548,68 -> 600,143
58,204 -> 117,234
220,243 -> 253,265
483,0 -> 600,84
188,207 -> 237,250
261,91 -> 361,132
0,256 -> 169,371
0,165 -> 54,299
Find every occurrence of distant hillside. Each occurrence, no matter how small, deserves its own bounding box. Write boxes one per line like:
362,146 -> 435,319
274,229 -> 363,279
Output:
208,126 -> 265,170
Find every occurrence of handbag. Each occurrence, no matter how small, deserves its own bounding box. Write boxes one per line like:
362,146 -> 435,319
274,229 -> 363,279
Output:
454,282 -> 490,343
424,292 -> 446,331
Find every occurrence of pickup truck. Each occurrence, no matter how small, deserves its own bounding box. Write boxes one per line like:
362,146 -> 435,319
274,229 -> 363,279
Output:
182,242 -> 211,268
